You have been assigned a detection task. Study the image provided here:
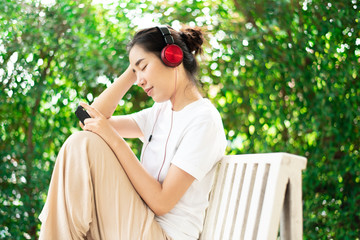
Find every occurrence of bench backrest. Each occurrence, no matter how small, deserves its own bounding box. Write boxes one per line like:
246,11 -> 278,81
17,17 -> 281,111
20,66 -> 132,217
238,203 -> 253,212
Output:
200,152 -> 307,240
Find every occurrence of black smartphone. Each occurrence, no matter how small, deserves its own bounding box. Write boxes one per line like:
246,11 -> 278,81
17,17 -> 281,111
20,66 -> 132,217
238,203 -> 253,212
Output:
75,105 -> 91,125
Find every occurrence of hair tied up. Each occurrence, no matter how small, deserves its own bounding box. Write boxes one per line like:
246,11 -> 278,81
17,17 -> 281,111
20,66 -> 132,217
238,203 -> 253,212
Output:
180,27 -> 204,55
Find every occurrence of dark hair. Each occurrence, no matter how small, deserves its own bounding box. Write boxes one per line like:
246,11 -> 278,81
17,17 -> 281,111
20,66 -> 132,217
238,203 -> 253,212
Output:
127,25 -> 204,85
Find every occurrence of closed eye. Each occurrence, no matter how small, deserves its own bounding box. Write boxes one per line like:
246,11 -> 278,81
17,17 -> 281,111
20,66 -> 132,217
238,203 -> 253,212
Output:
132,64 -> 147,74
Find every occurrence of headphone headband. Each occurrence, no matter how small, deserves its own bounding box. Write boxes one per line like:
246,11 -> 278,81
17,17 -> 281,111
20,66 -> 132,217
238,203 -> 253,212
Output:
156,25 -> 175,45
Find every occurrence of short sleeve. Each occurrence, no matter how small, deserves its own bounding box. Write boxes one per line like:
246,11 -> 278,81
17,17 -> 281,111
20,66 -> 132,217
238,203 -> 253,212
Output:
171,119 -> 226,181
130,108 -> 151,132
129,107 -> 153,142
129,102 -> 165,142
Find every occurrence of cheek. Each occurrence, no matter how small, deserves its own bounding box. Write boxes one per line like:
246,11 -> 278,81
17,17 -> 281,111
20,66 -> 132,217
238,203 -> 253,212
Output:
147,63 -> 175,99
150,67 -> 172,89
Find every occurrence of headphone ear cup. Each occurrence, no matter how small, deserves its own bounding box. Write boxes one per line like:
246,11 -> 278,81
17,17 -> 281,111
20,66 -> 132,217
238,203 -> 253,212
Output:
161,44 -> 183,67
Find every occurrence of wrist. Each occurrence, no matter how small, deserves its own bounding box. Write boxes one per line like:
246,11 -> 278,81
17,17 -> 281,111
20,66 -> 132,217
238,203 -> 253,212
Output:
122,65 -> 136,84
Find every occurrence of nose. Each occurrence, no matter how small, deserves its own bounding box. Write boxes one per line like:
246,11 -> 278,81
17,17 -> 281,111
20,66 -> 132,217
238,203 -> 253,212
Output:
136,75 -> 146,87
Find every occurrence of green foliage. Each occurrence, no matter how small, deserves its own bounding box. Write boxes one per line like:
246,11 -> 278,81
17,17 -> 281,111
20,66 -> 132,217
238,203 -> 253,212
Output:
1,0 -> 359,239
221,1 -> 360,238
0,0 -> 139,238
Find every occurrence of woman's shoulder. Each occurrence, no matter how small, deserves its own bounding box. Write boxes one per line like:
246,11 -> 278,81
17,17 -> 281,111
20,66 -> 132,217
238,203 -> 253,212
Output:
177,98 -> 224,127
193,98 -> 222,120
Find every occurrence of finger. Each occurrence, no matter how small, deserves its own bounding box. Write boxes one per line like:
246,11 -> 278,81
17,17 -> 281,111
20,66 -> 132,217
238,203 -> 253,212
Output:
79,121 -> 85,129
83,117 -> 93,126
82,119 -> 93,132
80,102 -> 101,118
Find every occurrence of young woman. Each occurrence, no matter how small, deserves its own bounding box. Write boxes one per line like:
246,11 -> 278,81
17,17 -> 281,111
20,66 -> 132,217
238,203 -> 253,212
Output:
39,25 -> 227,240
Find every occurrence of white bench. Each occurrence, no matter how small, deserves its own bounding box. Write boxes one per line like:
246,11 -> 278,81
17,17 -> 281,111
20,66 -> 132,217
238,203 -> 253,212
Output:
200,152 -> 307,240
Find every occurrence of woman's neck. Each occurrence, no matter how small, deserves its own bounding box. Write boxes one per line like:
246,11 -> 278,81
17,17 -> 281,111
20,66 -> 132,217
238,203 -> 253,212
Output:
170,82 -> 202,111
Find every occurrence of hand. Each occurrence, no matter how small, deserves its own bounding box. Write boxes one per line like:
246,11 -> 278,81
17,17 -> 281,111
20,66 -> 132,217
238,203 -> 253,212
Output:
125,64 -> 137,83
79,102 -> 119,144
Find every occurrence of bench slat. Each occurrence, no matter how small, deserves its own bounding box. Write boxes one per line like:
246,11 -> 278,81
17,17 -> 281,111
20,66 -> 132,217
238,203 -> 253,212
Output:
213,162 -> 236,238
200,152 -> 307,240
244,162 -> 270,239
222,163 -> 245,239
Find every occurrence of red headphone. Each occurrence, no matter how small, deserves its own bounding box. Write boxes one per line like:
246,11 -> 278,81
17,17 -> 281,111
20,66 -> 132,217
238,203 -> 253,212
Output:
156,25 -> 183,67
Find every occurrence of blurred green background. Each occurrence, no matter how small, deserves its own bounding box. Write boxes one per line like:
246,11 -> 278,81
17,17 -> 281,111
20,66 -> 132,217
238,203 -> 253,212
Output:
1,0 -> 359,239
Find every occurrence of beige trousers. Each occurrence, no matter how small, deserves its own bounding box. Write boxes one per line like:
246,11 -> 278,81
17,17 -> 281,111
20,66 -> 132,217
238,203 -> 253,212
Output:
39,131 -> 171,240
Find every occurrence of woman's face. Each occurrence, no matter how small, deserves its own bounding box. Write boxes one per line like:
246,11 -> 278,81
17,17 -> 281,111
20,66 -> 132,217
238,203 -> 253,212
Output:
129,44 -> 175,103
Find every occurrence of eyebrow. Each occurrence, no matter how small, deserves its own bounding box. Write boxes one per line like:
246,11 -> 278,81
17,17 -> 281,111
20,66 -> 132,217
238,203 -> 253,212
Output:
133,58 -> 145,73
135,58 -> 145,67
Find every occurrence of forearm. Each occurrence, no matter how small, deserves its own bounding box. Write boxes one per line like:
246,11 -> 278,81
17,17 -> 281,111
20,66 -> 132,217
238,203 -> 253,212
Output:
81,101 -> 194,217
91,66 -> 136,118
108,135 -> 169,215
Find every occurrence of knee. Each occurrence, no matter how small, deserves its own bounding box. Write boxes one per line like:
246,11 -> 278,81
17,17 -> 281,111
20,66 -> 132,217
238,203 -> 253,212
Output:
64,131 -> 108,151
60,131 -> 113,166
67,130 -> 100,142
63,131 -> 118,170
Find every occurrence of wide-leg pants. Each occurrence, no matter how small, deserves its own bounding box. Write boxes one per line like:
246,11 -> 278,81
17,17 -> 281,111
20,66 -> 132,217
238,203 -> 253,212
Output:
39,131 -> 171,240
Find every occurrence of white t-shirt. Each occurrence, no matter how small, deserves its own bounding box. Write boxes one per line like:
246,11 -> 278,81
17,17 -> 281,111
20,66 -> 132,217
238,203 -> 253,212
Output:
130,98 -> 227,240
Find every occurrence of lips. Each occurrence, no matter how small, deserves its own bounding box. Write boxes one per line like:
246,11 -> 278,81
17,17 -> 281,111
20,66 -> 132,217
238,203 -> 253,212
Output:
144,87 -> 154,96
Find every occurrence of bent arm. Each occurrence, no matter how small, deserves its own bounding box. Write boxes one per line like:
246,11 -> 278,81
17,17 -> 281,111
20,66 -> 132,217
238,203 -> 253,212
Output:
82,103 -> 195,216
110,135 -> 195,216
91,65 -> 136,119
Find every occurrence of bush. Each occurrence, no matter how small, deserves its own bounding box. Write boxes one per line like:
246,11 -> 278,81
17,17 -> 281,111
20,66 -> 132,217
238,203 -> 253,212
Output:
1,0 -> 359,238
